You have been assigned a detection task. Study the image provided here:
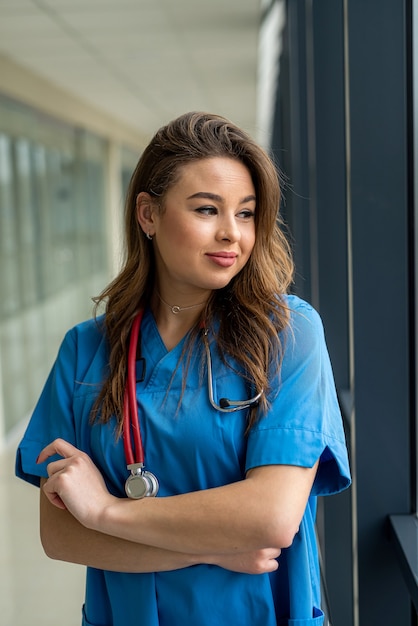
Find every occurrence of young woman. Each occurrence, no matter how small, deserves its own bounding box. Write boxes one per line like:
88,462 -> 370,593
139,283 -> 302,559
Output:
16,112 -> 350,626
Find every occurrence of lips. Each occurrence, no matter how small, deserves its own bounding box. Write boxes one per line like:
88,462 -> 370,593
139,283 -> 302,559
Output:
206,252 -> 238,268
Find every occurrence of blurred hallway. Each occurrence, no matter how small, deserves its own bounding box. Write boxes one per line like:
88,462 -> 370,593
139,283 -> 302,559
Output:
0,431 -> 85,626
0,1 -> 416,622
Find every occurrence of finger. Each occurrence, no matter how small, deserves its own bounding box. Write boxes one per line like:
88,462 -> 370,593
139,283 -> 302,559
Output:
266,558 -> 279,572
42,478 -> 67,510
37,439 -> 79,464
45,458 -> 70,477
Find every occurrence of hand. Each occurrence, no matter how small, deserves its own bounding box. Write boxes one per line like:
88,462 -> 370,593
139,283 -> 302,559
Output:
208,547 -> 281,575
37,438 -> 117,529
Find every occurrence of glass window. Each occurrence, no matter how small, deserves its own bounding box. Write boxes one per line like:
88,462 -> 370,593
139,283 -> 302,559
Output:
14,138 -> 39,307
47,147 -> 78,289
0,133 -> 20,317
73,130 -> 107,280
0,96 -> 111,434
31,143 -> 53,299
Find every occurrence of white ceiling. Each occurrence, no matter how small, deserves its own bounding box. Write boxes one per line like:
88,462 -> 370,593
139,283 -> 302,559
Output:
0,0 -> 261,142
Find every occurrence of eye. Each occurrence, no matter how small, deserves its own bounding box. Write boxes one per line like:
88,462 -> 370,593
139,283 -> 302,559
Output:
195,206 -> 218,216
237,209 -> 255,219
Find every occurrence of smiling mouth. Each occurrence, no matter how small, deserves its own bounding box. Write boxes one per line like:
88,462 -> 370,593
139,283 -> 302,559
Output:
206,252 -> 238,267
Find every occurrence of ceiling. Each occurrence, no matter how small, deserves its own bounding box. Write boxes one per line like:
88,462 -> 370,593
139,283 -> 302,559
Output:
0,0 -> 261,143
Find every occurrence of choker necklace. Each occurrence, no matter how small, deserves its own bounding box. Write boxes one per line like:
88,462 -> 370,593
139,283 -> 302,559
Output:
157,292 -> 206,315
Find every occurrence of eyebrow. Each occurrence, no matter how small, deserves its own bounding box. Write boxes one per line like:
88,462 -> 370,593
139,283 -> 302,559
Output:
186,192 -> 256,204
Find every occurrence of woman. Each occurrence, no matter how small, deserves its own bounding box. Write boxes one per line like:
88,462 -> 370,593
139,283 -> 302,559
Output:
16,112 -> 350,626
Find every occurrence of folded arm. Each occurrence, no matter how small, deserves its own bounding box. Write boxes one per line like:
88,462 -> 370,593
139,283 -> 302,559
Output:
40,478 -> 197,573
39,439 -> 318,557
40,477 -> 281,574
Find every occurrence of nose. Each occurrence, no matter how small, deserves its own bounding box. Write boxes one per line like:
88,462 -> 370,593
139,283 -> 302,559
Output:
216,215 -> 241,243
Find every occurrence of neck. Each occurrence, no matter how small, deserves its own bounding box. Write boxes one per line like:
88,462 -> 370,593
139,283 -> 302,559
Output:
150,288 -> 209,350
156,291 -> 207,315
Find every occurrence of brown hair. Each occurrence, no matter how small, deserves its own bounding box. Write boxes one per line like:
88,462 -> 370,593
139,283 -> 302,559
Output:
93,112 -> 294,430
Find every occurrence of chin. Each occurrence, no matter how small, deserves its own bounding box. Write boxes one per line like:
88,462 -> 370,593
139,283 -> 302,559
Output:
197,269 -> 242,292
208,279 -> 235,292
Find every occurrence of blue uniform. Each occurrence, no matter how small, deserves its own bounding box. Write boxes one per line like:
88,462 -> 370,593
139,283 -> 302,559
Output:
16,295 -> 350,626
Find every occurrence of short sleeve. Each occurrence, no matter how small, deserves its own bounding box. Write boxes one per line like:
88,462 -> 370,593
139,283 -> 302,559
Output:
246,296 -> 351,496
15,329 -> 79,487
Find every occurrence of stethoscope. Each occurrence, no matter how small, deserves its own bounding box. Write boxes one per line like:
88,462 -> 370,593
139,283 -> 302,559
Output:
123,310 -> 264,499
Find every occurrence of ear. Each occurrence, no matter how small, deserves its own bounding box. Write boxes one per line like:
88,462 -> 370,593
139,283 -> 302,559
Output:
136,192 -> 157,237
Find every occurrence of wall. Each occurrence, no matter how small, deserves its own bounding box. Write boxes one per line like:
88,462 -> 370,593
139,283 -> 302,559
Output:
271,0 -> 416,624
0,55 -> 141,446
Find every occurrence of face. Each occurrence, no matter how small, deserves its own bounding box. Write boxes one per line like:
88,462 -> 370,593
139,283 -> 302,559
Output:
138,157 -> 256,299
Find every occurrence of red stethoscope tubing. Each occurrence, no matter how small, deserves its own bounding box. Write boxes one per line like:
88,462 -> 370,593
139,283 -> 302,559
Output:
122,310 -> 261,467
123,310 -> 145,466
123,312 -> 203,467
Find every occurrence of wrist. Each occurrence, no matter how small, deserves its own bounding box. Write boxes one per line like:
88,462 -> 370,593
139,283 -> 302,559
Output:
87,494 -> 121,533
96,494 -> 149,541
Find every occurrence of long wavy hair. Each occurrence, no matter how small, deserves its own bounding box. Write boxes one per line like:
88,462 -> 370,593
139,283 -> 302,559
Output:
92,112 -> 294,431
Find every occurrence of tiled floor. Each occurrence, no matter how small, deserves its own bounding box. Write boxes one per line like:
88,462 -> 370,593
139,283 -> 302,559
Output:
0,430 -> 85,626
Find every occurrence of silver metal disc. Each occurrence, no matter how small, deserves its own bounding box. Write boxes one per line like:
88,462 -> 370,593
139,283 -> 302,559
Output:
125,474 -> 149,499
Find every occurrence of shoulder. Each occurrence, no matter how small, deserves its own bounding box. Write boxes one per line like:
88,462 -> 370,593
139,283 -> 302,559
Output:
281,295 -> 324,347
63,314 -> 106,348
275,295 -> 330,386
56,315 -> 108,379
282,294 -> 321,322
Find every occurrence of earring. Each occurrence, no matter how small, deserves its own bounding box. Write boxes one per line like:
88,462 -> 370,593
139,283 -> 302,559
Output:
146,232 -> 153,241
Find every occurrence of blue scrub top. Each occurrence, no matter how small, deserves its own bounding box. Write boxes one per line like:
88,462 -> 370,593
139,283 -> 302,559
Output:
16,295 -> 351,626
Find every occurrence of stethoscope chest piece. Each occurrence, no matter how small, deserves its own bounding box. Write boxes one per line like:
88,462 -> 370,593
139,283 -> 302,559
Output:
125,463 -> 159,499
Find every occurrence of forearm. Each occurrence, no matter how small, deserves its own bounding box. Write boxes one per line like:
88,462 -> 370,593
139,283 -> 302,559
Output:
40,484 -> 197,573
99,480 -> 271,555
40,485 -> 281,575
95,463 -> 318,555
39,440 -> 318,558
